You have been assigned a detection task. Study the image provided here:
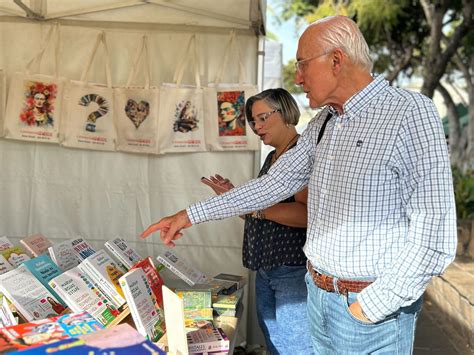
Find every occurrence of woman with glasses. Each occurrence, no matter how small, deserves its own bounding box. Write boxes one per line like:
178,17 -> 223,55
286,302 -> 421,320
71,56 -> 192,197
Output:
202,88 -> 312,355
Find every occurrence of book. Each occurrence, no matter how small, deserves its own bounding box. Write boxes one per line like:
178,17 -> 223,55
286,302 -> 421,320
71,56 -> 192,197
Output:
157,250 -> 209,286
70,237 -> 96,260
212,288 -> 243,310
0,267 -> 65,322
119,268 -> 165,342
49,266 -> 119,327
0,293 -> 18,327
1,246 -> 31,267
18,323 -> 166,354
212,273 -> 246,289
208,278 -> 238,296
130,256 -> 164,307
0,236 -> 14,251
21,254 -> 67,307
20,234 -> 52,257
105,237 -> 143,270
0,311 -> 103,352
78,249 -> 127,308
0,255 -> 13,275
48,239 -> 80,271
162,285 -> 189,355
186,327 -> 229,354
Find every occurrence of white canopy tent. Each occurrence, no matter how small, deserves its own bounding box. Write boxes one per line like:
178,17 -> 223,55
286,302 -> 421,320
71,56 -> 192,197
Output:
0,0 -> 268,347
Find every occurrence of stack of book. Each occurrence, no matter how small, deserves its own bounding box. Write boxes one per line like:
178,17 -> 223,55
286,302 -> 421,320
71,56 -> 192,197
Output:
186,327 -> 230,354
212,288 -> 244,317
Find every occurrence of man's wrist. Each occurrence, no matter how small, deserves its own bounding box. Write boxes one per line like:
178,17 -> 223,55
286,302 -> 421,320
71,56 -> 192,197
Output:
251,209 -> 266,220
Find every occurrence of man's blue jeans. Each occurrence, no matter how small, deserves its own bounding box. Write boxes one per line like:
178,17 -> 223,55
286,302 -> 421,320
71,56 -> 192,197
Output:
255,265 -> 313,355
305,272 -> 423,354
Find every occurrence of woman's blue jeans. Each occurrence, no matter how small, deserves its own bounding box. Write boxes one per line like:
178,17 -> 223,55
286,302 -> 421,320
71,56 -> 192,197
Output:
305,272 -> 423,354
255,265 -> 313,355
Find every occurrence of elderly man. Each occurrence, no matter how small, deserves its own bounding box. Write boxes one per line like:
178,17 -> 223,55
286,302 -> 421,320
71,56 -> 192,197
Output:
142,16 -> 456,354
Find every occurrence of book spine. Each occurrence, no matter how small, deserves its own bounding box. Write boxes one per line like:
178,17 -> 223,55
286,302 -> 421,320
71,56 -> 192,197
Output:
157,256 -> 195,286
119,279 -> 147,337
188,340 -> 230,353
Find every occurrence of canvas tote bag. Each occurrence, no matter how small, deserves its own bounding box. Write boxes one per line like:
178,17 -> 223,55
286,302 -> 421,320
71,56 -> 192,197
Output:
4,24 -> 66,143
157,35 -> 206,154
204,31 -> 259,151
114,35 -> 159,154
60,31 -> 116,151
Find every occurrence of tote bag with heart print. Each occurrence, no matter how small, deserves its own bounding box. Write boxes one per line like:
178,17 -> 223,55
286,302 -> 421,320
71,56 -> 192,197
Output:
157,35 -> 206,154
4,24 -> 67,143
114,35 -> 159,154
60,32 -> 116,151
204,31 -> 259,151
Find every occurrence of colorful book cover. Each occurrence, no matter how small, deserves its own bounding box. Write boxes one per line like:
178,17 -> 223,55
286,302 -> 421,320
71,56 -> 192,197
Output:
212,288 -> 243,309
157,250 -> 209,286
20,234 -> 52,257
0,255 -> 13,275
186,327 -> 229,353
0,311 -> 103,351
0,236 -> 14,251
21,254 -> 67,307
48,239 -> 80,271
18,323 -> 166,354
49,267 -> 118,327
78,249 -> 126,308
1,246 -> 31,267
70,237 -> 96,261
105,237 -> 143,270
132,256 -> 164,307
119,268 -> 165,342
0,267 -> 65,322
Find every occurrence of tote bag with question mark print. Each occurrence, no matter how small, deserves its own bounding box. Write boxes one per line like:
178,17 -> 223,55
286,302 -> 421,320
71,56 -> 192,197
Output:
60,31 -> 116,151
114,35 -> 160,154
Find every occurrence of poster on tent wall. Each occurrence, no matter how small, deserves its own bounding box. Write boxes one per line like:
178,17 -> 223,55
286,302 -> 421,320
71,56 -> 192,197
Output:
60,81 -> 116,151
204,84 -> 259,151
3,73 -> 66,143
157,84 -> 206,153
114,87 -> 160,154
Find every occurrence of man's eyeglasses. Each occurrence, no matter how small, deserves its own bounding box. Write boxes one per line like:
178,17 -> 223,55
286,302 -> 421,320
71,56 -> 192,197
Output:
295,51 -> 329,74
247,109 -> 281,131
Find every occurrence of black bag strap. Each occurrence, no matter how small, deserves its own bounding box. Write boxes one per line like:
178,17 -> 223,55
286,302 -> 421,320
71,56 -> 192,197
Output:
317,111 -> 332,145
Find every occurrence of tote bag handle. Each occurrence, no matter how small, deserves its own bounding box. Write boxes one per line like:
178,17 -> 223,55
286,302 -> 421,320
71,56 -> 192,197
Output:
25,23 -> 60,77
80,31 -> 112,88
214,30 -> 246,85
172,34 -> 201,88
125,35 -> 151,89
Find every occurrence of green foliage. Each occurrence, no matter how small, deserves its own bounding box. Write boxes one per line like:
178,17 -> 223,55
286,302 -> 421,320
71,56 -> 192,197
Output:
452,167 -> 474,219
282,60 -> 304,94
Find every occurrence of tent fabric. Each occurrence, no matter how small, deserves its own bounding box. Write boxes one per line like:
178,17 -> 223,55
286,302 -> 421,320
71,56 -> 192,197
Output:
0,0 -> 266,345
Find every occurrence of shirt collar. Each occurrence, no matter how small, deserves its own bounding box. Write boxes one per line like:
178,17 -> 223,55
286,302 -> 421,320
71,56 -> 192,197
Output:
341,75 -> 388,118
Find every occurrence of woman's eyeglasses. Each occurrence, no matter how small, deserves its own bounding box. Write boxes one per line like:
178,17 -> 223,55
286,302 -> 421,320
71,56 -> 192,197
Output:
247,109 -> 281,130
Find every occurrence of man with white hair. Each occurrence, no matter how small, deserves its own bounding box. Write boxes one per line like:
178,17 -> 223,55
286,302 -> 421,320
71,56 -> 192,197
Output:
142,16 -> 456,353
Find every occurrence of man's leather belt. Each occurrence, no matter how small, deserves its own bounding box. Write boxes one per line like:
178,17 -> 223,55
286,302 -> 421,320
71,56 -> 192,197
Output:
307,261 -> 372,295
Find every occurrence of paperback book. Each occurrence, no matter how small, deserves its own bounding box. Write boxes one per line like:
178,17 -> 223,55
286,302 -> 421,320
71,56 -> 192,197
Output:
0,311 -> 103,352
70,237 -> 96,260
212,288 -> 243,310
19,323 -> 166,354
119,268 -> 165,342
20,234 -> 52,257
0,255 -> 13,275
49,267 -> 118,327
212,273 -> 246,290
22,254 -> 67,307
157,250 -> 209,286
105,237 -> 143,270
131,256 -> 164,307
48,240 -> 80,271
0,294 -> 17,327
0,267 -> 65,322
1,246 -> 31,267
0,236 -> 14,251
186,327 -> 229,354
78,249 -> 127,308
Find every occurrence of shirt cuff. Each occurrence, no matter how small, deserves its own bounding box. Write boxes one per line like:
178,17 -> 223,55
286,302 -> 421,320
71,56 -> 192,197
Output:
187,202 -> 208,225
358,284 -> 397,323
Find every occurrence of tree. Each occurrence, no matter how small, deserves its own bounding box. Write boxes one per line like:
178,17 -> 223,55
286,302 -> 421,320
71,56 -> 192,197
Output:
274,0 -> 473,169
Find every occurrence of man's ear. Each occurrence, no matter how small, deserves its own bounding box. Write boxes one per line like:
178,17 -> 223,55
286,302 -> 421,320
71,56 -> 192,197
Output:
331,48 -> 344,74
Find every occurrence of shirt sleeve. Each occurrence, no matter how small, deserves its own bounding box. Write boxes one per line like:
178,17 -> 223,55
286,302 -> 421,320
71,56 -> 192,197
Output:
187,116 -> 321,224
358,96 -> 457,322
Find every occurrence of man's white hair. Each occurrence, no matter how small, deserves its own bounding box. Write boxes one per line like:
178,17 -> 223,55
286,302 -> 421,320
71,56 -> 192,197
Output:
313,16 -> 373,72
